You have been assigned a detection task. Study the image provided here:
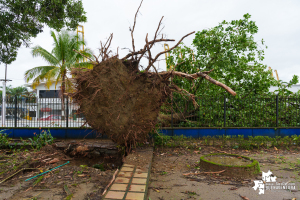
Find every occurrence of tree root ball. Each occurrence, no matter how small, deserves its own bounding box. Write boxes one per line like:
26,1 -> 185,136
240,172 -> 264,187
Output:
71,58 -> 171,147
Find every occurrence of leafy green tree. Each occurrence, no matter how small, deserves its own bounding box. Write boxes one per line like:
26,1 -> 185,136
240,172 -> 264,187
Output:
24,30 -> 93,118
163,13 -> 299,128
167,13 -> 287,98
6,85 -> 28,97
0,0 -> 87,65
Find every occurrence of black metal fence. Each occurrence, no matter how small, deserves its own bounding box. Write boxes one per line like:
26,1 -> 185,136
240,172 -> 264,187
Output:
165,94 -> 300,128
0,96 -> 87,128
1,95 -> 300,128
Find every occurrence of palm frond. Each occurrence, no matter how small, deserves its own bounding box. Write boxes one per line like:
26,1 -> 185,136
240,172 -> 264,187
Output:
44,67 -> 61,89
32,46 -> 59,66
25,66 -> 58,83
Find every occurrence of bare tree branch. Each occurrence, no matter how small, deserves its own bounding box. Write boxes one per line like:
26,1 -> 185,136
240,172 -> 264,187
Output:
171,84 -> 199,107
156,70 -> 236,96
145,31 -> 195,72
131,0 -> 144,59
150,16 -> 164,49
123,38 -> 175,61
97,34 -> 113,61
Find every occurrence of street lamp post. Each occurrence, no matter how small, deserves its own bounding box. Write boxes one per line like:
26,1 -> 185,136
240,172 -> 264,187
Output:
1,64 -> 12,127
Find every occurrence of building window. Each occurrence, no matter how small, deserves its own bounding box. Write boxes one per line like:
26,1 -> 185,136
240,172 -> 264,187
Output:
39,90 -> 61,98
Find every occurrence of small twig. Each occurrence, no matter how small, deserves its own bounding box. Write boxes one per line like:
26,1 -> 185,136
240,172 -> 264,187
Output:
239,194 -> 250,200
102,169 -> 119,196
0,168 -> 29,184
93,54 -> 100,64
183,170 -> 225,176
103,34 -> 113,60
25,187 -> 32,192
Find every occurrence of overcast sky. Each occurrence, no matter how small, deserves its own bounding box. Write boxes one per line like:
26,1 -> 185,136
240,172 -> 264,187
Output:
1,0 -> 300,88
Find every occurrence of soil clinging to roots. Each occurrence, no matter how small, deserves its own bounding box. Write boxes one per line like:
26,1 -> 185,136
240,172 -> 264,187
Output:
70,1 -> 236,151
72,58 -> 171,148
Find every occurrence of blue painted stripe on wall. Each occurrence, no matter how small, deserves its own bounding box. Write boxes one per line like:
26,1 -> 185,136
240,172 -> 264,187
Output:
252,129 -> 276,137
279,129 -> 300,137
199,129 -> 225,137
226,129 -> 252,137
1,128 -> 300,139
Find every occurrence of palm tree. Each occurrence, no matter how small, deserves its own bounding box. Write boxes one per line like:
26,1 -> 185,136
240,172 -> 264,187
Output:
25,30 -> 93,119
6,85 -> 29,97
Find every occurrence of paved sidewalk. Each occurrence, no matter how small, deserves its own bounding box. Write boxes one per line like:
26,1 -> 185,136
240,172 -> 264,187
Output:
103,147 -> 153,200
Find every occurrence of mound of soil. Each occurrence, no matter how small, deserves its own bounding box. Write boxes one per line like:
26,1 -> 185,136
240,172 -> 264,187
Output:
72,58 -> 171,147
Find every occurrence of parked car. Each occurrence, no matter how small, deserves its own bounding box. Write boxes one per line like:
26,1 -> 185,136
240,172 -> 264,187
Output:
0,115 -> 21,120
39,115 -> 62,121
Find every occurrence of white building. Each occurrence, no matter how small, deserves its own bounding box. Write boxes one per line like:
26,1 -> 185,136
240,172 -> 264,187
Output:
24,81 -> 79,120
269,84 -> 300,94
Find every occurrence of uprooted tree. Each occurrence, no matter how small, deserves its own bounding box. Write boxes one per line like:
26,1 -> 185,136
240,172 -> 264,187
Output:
70,1 -> 236,150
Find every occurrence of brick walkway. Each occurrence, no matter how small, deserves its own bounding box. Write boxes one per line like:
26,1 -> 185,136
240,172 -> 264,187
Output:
103,148 -> 153,200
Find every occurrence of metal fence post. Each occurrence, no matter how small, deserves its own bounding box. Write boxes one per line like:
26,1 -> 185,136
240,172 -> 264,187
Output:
224,95 -> 226,127
171,92 -> 174,136
66,97 -> 69,128
276,95 -> 279,127
14,95 -> 17,127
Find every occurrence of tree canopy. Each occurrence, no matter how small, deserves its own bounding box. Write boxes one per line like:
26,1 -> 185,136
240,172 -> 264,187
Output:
167,13 -> 298,98
0,0 -> 87,64
0,85 -> 35,97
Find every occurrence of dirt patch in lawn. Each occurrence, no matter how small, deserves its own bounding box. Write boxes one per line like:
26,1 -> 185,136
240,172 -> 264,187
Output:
0,139 -> 123,200
148,146 -> 300,200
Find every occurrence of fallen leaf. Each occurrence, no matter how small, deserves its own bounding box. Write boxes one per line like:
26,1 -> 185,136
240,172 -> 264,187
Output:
274,147 -> 278,151
228,187 -> 238,190
239,195 -> 250,200
47,158 -> 60,164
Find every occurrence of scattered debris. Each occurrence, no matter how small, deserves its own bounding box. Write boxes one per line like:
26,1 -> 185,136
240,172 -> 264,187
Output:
183,170 -> 226,176
228,187 -> 238,190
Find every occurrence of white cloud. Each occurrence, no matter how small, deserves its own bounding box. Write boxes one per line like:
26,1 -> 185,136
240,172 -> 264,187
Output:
1,0 -> 299,87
